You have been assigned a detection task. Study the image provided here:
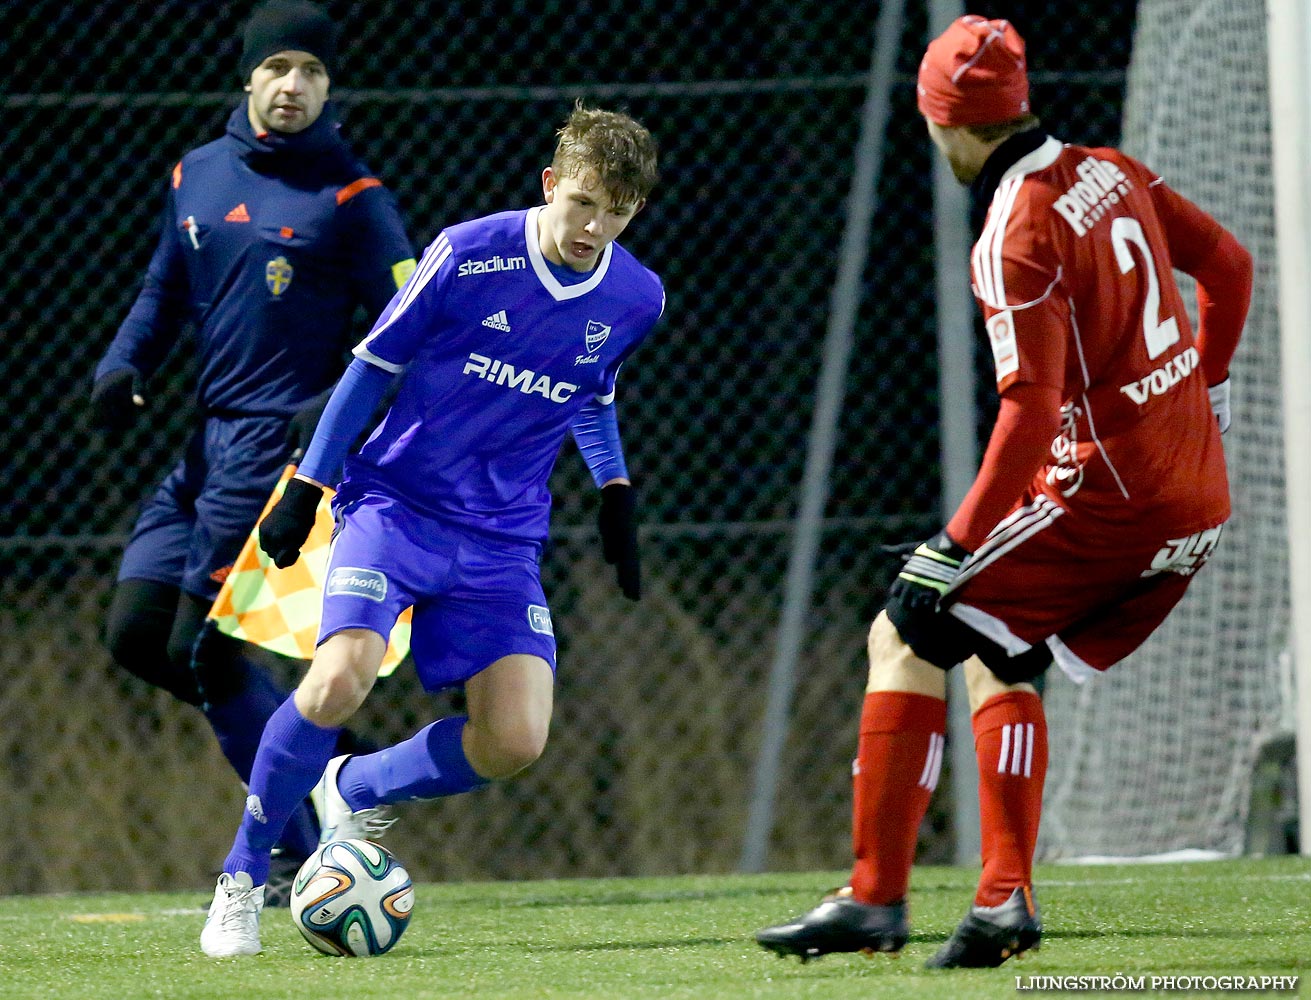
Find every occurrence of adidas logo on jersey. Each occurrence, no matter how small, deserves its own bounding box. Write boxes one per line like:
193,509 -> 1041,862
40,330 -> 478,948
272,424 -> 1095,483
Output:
225,203 -> 251,223
462,352 -> 578,403
482,310 -> 511,332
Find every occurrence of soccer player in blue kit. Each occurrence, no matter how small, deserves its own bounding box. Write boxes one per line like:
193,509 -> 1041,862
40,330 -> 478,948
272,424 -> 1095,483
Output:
91,0 -> 415,899
201,103 -> 663,957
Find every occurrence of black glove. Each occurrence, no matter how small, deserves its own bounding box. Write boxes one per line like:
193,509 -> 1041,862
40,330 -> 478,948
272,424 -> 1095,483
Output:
598,482 -> 641,601
258,476 -> 323,568
885,530 -> 969,622
90,368 -> 144,430
284,388 -> 333,458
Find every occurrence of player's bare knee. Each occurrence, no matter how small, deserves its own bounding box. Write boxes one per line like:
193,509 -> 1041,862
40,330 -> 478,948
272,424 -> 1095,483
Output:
296,654 -> 376,726
493,734 -> 546,778
866,610 -> 948,697
502,714 -> 552,773
468,743 -> 539,781
467,714 -> 549,779
295,668 -> 367,726
293,628 -> 384,723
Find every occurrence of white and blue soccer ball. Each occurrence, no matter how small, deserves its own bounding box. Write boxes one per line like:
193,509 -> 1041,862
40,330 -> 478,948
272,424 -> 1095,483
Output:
289,839 -> 414,956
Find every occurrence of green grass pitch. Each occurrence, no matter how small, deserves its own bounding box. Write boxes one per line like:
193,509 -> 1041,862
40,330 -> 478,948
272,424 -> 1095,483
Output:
0,858 -> 1306,999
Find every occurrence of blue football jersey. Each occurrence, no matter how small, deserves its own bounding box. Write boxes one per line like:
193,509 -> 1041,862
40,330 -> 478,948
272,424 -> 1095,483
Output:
342,207 -> 664,543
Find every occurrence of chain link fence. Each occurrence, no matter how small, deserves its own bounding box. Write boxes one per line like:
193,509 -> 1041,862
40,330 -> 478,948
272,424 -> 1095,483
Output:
0,1 -> 1135,893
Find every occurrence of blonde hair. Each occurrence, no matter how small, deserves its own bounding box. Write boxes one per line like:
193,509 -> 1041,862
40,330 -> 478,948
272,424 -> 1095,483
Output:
552,102 -> 659,207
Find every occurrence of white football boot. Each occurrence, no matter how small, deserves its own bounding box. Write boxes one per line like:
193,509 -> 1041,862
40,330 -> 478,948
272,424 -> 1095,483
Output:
314,755 -> 395,844
200,872 -> 264,957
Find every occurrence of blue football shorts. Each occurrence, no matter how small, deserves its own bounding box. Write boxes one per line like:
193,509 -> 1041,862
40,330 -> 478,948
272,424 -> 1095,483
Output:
319,490 -> 557,690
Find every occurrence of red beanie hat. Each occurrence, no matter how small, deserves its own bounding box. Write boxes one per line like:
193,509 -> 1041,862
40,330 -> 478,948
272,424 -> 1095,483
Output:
917,16 -> 1030,127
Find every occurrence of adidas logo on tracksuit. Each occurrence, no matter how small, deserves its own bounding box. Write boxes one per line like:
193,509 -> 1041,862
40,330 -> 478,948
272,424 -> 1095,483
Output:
482,310 -> 511,331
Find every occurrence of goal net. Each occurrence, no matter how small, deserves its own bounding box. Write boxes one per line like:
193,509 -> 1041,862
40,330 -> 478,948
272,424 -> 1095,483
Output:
1038,0 -> 1292,859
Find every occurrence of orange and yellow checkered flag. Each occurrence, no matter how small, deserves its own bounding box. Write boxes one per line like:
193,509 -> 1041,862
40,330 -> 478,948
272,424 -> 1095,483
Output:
208,465 -> 410,677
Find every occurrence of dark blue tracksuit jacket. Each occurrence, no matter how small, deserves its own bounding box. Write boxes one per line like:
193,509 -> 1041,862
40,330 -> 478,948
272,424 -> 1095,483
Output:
98,102 -> 414,414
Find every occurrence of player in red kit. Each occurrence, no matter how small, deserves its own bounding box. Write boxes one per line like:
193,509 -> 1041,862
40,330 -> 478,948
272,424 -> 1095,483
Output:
756,15 -> 1252,969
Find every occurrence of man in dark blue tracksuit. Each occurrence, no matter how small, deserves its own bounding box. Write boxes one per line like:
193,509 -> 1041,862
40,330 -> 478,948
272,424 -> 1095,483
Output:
90,0 -> 415,894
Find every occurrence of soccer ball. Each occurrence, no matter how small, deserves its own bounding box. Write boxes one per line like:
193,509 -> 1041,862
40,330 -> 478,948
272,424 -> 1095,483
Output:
289,839 -> 414,956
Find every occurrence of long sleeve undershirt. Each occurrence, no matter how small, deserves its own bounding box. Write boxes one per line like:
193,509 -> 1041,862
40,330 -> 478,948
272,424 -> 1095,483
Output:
570,398 -> 629,487
297,357 -> 393,484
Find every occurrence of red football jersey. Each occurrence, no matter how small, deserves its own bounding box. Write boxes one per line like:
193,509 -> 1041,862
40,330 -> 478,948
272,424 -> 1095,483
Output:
971,137 -> 1230,541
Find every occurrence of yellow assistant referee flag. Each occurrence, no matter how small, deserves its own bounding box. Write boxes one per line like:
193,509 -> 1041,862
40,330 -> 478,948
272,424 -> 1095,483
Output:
208,465 -> 410,677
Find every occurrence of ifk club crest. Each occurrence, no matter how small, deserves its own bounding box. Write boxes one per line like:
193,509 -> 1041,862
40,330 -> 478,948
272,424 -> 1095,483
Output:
585,320 -> 610,354
265,255 -> 294,296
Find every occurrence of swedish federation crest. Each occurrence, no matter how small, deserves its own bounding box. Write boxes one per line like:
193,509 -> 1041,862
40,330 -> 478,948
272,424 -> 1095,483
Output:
265,255 -> 294,296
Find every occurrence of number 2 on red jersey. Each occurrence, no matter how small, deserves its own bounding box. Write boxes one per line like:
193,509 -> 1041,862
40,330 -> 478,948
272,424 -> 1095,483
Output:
1110,217 -> 1180,361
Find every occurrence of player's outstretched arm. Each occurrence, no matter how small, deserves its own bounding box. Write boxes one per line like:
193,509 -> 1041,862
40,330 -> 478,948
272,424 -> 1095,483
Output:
944,383 -> 1062,552
257,358 -> 394,568
296,357 -> 393,486
881,384 -> 1058,655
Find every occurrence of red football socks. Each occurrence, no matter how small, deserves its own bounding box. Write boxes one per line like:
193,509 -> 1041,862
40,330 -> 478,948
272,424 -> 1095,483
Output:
849,691 -> 947,905
972,690 -> 1047,907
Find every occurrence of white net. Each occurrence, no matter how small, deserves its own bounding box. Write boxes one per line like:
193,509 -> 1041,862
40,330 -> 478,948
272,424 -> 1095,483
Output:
1039,0 -> 1291,859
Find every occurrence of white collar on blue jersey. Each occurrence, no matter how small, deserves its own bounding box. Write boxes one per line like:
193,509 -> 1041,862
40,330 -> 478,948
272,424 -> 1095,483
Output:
525,205 -> 613,301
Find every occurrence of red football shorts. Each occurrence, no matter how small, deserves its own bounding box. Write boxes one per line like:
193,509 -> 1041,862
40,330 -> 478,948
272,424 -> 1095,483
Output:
949,493 -> 1224,678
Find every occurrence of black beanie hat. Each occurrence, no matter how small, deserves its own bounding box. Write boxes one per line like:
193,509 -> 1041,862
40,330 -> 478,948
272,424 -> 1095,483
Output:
240,0 -> 338,81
